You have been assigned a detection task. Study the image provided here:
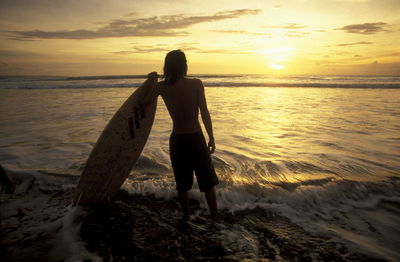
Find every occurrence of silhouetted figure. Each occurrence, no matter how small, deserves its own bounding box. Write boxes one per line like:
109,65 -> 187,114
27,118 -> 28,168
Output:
140,50 -> 219,221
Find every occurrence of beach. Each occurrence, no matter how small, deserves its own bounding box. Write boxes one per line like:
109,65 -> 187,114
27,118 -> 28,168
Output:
1,75 -> 400,261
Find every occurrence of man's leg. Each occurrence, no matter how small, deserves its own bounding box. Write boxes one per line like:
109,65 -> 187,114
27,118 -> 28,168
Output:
178,191 -> 190,221
204,187 -> 219,221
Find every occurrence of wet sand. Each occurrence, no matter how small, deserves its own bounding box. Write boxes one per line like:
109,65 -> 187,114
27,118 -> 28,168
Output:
1,181 -> 382,262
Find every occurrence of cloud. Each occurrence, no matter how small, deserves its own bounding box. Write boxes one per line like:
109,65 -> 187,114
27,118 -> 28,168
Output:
286,30 -> 309,37
112,43 -> 198,55
347,51 -> 400,62
112,47 -> 170,54
5,37 -> 38,42
112,42 -> 249,55
337,41 -> 374,46
264,23 -> 306,29
195,49 -> 250,54
123,12 -> 137,17
8,9 -> 261,40
212,30 -> 249,34
111,51 -> 137,55
336,22 -> 387,34
0,50 -> 45,59
210,30 -> 265,36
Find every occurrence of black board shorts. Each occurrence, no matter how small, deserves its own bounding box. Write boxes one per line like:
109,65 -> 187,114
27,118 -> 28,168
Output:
169,131 -> 219,192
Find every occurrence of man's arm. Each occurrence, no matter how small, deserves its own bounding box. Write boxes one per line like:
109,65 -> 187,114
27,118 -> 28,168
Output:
198,79 -> 215,154
137,72 -> 159,108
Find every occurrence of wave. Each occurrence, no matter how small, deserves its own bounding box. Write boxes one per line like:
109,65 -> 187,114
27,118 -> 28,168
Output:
65,75 -> 147,80
2,81 -> 400,89
123,174 -> 400,260
204,82 -> 400,88
1,74 -> 399,89
6,82 -> 142,89
124,175 -> 400,213
11,163 -> 395,225
0,74 -> 243,81
2,74 -> 399,80
3,166 -> 400,261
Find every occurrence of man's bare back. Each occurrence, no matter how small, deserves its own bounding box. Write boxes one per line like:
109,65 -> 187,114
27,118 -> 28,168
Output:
157,78 -> 203,134
142,73 -> 214,153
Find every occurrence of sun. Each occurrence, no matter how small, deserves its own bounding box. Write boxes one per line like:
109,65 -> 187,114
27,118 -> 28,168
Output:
258,47 -> 294,71
269,62 -> 284,70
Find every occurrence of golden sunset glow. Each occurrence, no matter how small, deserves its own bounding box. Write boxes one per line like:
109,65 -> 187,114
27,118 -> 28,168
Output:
259,47 -> 294,70
0,0 -> 399,75
269,63 -> 285,70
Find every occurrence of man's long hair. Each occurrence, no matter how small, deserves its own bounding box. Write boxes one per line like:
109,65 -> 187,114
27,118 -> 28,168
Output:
163,50 -> 187,85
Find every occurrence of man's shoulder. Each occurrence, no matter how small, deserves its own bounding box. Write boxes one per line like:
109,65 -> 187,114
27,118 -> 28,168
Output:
184,77 -> 203,86
187,77 -> 202,82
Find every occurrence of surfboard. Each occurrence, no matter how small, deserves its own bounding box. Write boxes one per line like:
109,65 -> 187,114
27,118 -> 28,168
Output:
74,80 -> 157,205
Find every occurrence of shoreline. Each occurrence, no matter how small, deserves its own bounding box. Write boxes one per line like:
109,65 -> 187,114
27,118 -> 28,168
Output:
1,182 -> 385,262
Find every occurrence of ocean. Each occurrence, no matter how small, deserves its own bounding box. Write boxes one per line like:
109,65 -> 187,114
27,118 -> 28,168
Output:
1,74 -> 400,261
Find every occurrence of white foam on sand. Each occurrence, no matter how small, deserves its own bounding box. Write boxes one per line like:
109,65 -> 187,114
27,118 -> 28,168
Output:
123,177 -> 177,200
216,181 -> 400,261
48,205 -> 102,262
1,168 -> 99,262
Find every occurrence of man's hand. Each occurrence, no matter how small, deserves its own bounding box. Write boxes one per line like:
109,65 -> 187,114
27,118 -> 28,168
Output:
208,139 -> 215,154
147,72 -> 158,83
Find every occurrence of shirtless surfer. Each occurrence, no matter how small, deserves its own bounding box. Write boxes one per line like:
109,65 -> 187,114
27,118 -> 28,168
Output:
139,50 -> 219,221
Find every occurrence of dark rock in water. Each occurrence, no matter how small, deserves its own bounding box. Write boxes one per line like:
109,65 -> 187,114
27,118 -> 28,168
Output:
80,203 -> 136,262
0,164 -> 15,194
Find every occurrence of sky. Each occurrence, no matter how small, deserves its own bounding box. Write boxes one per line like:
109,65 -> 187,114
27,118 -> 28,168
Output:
0,0 -> 399,76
